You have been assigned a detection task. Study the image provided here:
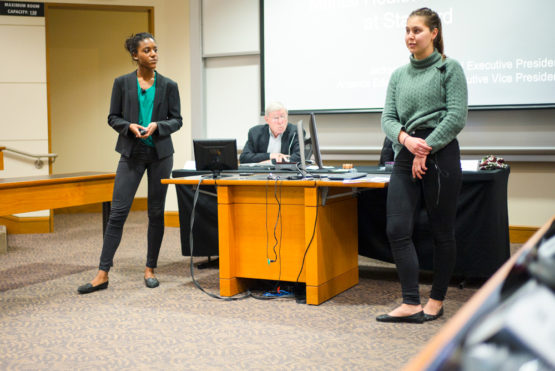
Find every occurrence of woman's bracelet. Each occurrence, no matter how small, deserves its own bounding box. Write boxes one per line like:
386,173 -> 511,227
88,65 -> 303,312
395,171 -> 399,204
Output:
402,135 -> 409,146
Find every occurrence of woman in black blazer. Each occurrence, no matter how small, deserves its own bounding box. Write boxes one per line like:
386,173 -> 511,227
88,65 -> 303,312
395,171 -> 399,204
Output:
78,32 -> 182,294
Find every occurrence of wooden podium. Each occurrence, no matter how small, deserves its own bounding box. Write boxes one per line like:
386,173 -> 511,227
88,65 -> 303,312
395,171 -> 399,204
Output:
163,174 -> 387,305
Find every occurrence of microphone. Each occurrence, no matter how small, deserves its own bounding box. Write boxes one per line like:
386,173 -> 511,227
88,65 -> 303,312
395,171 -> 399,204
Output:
437,64 -> 447,72
141,89 -> 146,94
288,130 -> 296,155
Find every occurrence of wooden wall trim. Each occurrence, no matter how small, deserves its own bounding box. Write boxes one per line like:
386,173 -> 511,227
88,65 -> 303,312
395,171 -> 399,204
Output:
0,147 -> 4,171
164,211 -> 180,228
2,201 -> 538,239
0,215 -> 52,234
54,197 -> 148,214
509,226 -> 539,244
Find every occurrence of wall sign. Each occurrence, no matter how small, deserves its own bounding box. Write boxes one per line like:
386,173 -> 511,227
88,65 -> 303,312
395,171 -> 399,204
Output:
0,2 -> 44,17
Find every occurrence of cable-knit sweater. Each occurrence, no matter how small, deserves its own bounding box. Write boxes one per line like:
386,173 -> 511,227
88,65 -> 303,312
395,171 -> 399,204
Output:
381,50 -> 468,157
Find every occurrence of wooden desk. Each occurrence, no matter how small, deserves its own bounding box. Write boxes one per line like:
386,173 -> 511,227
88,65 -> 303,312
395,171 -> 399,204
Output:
163,174 -> 387,305
0,172 -> 115,234
172,167 -> 510,279
403,214 -> 555,370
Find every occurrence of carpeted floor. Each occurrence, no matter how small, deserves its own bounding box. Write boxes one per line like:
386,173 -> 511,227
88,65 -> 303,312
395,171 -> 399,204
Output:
0,212 -> 489,370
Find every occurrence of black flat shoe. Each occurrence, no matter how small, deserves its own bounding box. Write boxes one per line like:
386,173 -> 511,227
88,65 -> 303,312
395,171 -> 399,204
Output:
77,281 -> 108,294
423,307 -> 444,322
376,311 -> 424,324
144,277 -> 159,288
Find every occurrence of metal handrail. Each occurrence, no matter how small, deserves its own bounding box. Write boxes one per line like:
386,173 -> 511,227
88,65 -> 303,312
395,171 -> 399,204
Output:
1,146 -> 58,169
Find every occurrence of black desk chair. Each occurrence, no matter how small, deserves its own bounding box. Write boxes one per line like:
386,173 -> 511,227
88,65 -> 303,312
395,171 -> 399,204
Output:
378,137 -> 394,166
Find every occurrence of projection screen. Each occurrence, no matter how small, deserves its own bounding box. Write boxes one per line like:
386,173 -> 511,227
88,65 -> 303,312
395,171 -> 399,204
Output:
262,0 -> 555,113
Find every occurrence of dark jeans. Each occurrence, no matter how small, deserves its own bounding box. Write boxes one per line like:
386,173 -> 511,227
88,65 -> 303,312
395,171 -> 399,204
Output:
386,132 -> 461,305
99,142 -> 173,272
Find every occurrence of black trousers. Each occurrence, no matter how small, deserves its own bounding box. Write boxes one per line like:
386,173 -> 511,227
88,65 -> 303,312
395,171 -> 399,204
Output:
99,142 -> 173,272
386,132 -> 461,305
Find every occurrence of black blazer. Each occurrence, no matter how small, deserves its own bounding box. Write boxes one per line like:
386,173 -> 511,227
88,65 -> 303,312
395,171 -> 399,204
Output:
108,71 -> 182,159
239,123 -> 302,164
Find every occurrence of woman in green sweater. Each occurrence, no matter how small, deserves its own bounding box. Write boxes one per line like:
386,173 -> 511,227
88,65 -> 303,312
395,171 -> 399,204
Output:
377,8 -> 468,323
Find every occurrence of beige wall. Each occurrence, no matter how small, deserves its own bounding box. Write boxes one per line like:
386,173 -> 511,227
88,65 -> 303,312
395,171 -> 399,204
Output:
0,15 -> 49,217
507,162 -> 555,227
1,0 -> 192,214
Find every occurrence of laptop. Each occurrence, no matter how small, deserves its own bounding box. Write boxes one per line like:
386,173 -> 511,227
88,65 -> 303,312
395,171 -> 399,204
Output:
238,163 -> 275,171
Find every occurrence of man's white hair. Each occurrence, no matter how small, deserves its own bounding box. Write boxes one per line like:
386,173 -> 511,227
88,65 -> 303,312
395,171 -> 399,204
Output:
265,101 -> 288,116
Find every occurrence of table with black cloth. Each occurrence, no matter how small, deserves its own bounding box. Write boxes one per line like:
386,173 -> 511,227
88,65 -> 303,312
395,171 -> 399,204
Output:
173,170 -> 219,257
171,166 -> 510,279
357,166 -> 511,279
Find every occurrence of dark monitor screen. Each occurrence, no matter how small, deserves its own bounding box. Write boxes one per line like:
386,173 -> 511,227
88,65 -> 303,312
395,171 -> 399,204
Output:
309,113 -> 324,169
193,139 -> 238,177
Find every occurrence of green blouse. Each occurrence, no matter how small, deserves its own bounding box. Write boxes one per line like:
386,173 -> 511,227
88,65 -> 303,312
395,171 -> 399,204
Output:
137,72 -> 156,147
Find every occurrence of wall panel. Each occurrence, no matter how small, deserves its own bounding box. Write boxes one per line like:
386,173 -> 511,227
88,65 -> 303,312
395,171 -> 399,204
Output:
1,22 -> 45,82
205,56 -> 261,144
202,0 -> 259,56
0,84 -> 48,140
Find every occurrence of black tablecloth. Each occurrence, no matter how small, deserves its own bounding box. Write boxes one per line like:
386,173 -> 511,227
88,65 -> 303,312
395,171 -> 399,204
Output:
173,171 -> 219,257
357,167 -> 511,278
172,167 -> 510,278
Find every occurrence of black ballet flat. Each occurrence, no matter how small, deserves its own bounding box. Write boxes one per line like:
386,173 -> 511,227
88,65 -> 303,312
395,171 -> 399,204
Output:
423,307 -> 444,322
77,281 -> 109,294
376,311 -> 424,324
144,277 -> 159,288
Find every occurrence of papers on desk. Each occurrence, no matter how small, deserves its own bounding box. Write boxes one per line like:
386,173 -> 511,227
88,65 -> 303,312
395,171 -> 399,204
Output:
307,165 -> 334,170
368,176 -> 390,183
184,160 -> 196,170
461,160 -> 480,171
340,175 -> 390,183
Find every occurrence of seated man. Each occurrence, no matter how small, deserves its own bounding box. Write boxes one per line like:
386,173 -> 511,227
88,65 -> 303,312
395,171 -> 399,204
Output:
239,102 -> 303,164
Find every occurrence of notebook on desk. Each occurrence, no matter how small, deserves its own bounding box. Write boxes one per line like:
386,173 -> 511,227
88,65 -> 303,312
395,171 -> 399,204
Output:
323,172 -> 368,180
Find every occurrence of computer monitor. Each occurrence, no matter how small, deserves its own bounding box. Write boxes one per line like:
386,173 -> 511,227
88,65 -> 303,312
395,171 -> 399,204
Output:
193,139 -> 238,178
309,113 -> 324,169
296,120 -> 308,177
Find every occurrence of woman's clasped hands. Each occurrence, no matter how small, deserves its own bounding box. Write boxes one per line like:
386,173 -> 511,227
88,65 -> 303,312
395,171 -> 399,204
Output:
404,136 -> 432,179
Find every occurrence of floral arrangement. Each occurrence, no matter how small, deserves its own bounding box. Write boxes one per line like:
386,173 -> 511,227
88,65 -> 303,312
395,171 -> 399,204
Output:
479,155 -> 508,170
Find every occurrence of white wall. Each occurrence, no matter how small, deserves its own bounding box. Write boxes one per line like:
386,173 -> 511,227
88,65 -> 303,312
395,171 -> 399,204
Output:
0,15 -> 49,217
201,0 -> 263,147
194,0 -> 555,227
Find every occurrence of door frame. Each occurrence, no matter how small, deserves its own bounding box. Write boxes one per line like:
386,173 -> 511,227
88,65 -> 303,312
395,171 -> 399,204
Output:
44,3 -> 154,174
